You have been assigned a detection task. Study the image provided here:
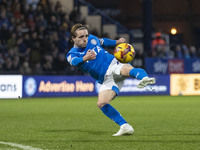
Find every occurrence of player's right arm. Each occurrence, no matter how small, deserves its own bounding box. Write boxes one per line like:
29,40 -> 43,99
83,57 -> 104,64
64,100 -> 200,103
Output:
83,50 -> 96,61
67,50 -> 96,66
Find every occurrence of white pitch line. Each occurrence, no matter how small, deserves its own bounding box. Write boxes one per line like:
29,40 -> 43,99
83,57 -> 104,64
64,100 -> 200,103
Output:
0,141 -> 42,150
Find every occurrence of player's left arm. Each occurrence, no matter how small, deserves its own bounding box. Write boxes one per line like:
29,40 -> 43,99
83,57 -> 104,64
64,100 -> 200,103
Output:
99,37 -> 126,47
116,38 -> 126,45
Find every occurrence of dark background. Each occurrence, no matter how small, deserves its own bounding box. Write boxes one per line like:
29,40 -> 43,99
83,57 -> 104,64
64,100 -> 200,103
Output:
85,0 -> 200,47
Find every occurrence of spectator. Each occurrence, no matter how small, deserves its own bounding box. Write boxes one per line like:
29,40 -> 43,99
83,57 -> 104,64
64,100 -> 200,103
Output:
3,56 -> 13,72
17,37 -> 28,57
12,55 -> 20,72
154,45 -> 174,59
35,14 -> 47,30
20,61 -> 32,75
55,1 -> 62,12
35,4 -> 43,17
29,43 -> 41,66
47,15 -> 59,32
62,14 -> 72,30
189,45 -> 197,58
52,52 -> 66,74
23,33 -> 32,48
13,3 -> 21,19
174,44 -> 183,58
0,10 -> 10,28
37,26 -> 45,40
182,45 -> 190,59
26,14 -> 35,29
152,32 -> 166,52
7,33 -> 17,49
58,24 -> 69,53
21,21 -> 29,33
0,23 -> 10,45
32,62 -> 43,75
42,53 -> 54,73
0,52 -> 4,70
26,0 -> 39,10
0,41 -> 6,54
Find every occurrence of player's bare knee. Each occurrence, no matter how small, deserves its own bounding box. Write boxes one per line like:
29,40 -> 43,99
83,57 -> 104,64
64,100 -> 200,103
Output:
97,102 -> 108,109
120,64 -> 133,76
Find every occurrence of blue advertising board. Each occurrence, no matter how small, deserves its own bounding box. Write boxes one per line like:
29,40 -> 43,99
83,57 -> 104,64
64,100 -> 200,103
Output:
145,58 -> 168,74
119,75 -> 170,96
184,58 -> 200,73
23,75 -> 170,97
23,76 -> 97,97
145,58 -> 200,74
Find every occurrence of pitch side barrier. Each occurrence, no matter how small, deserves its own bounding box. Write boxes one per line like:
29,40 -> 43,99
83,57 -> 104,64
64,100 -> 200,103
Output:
0,75 -> 168,98
22,75 -> 170,98
1,74 -> 199,98
0,75 -> 22,99
145,58 -> 200,74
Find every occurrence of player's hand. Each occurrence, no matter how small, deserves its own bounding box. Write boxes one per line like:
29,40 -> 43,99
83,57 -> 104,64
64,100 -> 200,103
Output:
83,50 -> 96,61
116,38 -> 126,45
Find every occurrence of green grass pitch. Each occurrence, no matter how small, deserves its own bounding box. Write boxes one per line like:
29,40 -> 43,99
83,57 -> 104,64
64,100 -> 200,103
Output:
0,96 -> 200,150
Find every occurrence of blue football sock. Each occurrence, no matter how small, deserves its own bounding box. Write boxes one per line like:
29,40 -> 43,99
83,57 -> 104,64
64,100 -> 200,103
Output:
101,104 -> 127,126
129,68 -> 148,79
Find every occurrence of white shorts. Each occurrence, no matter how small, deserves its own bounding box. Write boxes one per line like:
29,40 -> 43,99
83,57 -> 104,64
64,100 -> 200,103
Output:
99,58 -> 127,95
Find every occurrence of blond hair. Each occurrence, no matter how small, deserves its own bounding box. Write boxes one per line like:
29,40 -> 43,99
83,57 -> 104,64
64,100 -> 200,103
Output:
70,23 -> 87,38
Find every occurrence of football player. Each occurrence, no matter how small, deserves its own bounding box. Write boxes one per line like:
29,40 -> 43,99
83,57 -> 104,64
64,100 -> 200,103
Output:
67,23 -> 156,136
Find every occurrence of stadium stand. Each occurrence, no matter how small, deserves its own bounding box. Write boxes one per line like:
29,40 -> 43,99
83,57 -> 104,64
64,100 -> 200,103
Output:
0,0 -> 199,75
0,0 -> 85,75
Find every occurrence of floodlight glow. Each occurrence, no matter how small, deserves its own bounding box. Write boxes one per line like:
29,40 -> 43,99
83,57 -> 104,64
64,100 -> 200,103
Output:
171,27 -> 177,35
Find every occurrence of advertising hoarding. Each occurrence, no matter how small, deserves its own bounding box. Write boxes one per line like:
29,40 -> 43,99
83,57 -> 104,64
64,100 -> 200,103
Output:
118,75 -> 170,96
23,76 -> 97,97
145,58 -> 168,74
145,58 -> 200,74
184,59 -> 200,73
0,75 -> 22,99
23,75 -> 170,98
3,74 -> 200,98
170,74 -> 200,95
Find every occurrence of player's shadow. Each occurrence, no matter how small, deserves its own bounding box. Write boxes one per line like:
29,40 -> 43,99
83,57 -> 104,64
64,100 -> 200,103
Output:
44,129 -> 111,135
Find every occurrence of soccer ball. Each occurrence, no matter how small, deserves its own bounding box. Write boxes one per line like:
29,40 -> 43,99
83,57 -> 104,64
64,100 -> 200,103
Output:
114,43 -> 136,63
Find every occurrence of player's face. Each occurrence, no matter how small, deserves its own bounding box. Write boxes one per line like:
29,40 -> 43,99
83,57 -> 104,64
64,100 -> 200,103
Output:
73,29 -> 89,48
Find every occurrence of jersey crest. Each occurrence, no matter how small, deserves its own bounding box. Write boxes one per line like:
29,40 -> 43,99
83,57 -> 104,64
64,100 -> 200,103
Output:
91,39 -> 97,45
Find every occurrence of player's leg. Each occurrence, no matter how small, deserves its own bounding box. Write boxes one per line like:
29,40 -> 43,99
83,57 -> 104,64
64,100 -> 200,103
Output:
97,90 -> 127,126
120,64 -> 156,88
97,90 -> 134,136
98,58 -> 134,136
97,90 -> 116,108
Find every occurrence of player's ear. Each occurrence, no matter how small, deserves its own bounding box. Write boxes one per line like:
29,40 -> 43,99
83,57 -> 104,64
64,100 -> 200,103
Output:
71,36 -> 75,42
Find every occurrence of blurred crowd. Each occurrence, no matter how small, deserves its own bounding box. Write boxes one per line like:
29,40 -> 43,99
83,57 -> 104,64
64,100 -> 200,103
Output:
0,0 -> 86,75
1,0 -> 200,76
132,32 -> 200,69
151,32 -> 200,59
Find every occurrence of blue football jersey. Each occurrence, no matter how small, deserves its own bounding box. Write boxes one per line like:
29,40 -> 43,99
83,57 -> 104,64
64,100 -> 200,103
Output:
67,34 -> 116,84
